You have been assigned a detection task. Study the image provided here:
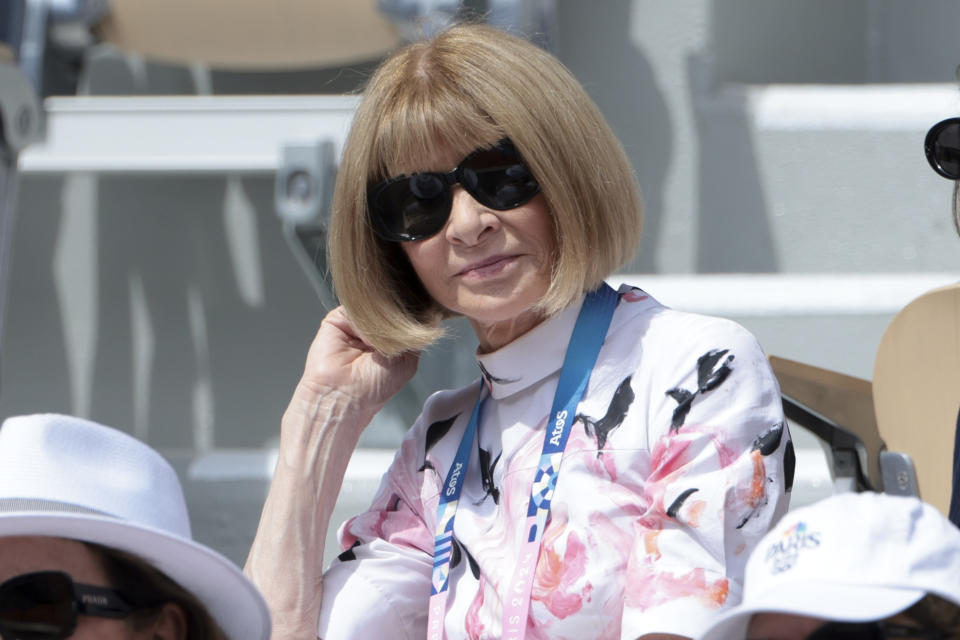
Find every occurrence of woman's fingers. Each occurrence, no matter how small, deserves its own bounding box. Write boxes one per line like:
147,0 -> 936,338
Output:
300,306 -> 420,408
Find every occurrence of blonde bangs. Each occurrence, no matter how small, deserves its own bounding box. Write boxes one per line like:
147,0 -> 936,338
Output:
364,51 -> 504,182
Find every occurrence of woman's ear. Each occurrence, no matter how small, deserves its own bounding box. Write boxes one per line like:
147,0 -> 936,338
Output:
147,603 -> 189,640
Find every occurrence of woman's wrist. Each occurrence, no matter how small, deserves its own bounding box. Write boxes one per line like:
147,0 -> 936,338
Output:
282,382 -> 383,445
245,385 -> 374,636
275,382 -> 384,507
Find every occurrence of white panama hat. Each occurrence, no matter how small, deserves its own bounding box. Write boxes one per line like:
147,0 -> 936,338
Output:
0,413 -> 270,640
698,491 -> 960,640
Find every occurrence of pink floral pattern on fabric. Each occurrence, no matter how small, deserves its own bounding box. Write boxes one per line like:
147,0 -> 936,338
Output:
532,520 -> 592,619
319,286 -> 793,640
624,567 -> 730,610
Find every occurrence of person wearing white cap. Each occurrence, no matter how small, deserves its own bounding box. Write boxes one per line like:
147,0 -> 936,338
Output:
0,413 -> 271,640
697,491 -> 960,640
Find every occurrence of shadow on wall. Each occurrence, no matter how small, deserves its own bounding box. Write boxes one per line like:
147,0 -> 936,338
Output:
556,0 -> 671,274
707,0 -> 869,85
0,48 -> 481,452
1,171 -> 331,451
0,176 -> 72,416
0,56 -> 338,449
688,52 -> 778,273
690,0 -> 889,272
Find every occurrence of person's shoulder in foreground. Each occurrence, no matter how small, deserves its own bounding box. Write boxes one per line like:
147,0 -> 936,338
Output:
0,413 -> 271,640
696,491 -> 960,640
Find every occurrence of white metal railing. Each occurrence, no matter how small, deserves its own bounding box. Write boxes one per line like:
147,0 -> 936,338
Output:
613,273 -> 960,316
18,95 -> 361,173
15,95 -> 959,328
19,85 -> 960,168
744,83 -> 960,131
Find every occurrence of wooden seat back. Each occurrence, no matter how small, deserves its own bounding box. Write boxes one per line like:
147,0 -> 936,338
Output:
98,0 -> 401,69
873,283 -> 960,516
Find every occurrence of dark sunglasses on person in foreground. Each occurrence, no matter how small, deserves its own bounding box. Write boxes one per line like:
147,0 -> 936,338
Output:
0,571 -> 137,639
925,117 -> 960,180
802,620 -> 948,640
367,138 -> 541,242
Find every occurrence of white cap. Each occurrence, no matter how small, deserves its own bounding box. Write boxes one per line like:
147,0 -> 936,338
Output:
0,414 -> 271,640
698,492 -> 960,640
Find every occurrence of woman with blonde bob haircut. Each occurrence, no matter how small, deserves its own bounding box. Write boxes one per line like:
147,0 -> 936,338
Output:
331,23 -> 642,355
247,22 -> 793,640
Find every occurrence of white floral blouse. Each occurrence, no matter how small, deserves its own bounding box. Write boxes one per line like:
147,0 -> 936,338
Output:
319,285 -> 793,640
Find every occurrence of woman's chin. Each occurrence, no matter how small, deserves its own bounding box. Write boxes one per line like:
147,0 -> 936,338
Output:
466,302 -> 549,352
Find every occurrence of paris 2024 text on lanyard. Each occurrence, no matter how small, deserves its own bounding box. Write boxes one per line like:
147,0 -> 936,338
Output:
426,283 -> 620,640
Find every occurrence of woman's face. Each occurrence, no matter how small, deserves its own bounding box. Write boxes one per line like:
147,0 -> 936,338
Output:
0,536 -> 173,639
399,148 -> 556,353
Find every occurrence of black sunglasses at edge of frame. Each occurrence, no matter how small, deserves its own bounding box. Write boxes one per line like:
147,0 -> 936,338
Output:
925,117 -> 960,180
0,571 -> 138,640
367,138 -> 542,243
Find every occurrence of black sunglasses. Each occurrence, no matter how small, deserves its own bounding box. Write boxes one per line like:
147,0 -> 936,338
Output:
805,620 -> 947,640
925,117 -> 960,180
367,138 -> 541,242
0,571 -> 136,639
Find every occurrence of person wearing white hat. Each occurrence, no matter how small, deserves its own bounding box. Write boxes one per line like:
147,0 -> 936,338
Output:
697,491 -> 960,640
0,413 -> 271,640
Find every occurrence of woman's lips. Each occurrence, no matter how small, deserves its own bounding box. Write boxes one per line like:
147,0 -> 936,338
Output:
456,254 -> 518,278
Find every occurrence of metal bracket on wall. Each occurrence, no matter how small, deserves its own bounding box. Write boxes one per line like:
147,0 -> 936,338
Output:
0,62 -> 42,156
275,139 -> 338,312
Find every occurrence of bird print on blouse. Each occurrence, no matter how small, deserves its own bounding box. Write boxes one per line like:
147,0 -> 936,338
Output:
578,375 -> 636,456
477,446 -> 502,505
419,414 -> 459,473
337,540 -> 361,562
662,348 -> 730,522
418,413 -> 503,504
450,537 -> 482,579
735,422 -> 795,529
478,360 -> 520,386
666,488 -> 700,519
666,349 -> 735,432
659,349 -> 793,533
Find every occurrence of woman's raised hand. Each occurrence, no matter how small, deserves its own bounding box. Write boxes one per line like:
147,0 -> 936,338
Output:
294,306 -> 420,422
247,307 -> 420,639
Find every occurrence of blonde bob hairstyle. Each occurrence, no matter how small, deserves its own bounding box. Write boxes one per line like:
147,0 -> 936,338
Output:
330,23 -> 643,356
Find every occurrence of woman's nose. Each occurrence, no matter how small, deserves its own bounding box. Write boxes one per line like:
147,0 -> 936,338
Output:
443,187 -> 499,245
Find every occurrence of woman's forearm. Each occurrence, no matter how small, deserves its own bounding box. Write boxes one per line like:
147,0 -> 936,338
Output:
245,384 -> 383,640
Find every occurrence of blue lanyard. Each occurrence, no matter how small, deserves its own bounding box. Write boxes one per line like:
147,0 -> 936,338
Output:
427,283 -> 620,640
